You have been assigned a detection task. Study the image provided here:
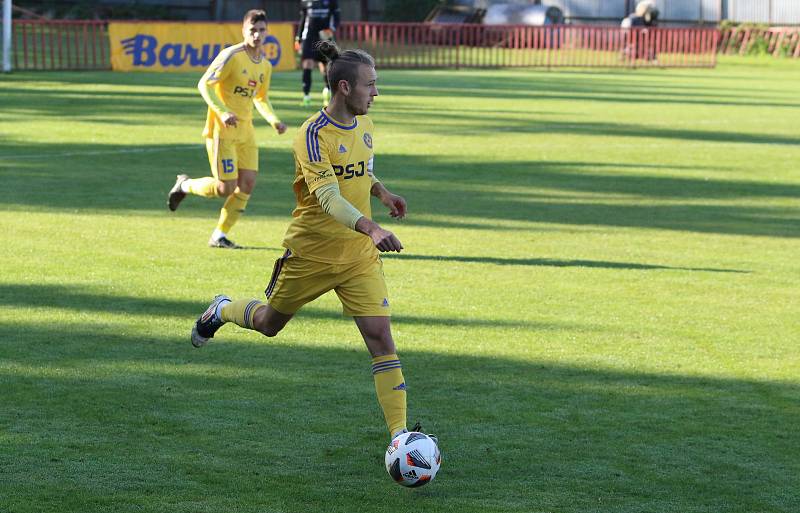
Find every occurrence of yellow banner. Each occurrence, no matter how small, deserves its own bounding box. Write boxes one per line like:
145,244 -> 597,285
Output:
109,22 -> 295,72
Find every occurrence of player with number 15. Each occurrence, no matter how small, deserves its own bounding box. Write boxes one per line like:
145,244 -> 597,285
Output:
167,9 -> 287,249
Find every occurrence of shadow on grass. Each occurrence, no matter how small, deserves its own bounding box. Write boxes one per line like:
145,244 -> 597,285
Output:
376,109 -> 800,146
1,320 -> 797,512
3,140 -> 799,239
377,67 -> 800,107
0,283 -> 535,330
381,253 -> 750,273
3,69 -> 800,240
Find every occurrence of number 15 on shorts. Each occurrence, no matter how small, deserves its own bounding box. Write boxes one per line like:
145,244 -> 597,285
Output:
222,159 -> 234,174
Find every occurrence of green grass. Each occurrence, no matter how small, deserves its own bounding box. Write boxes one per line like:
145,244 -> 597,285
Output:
1,56 -> 799,512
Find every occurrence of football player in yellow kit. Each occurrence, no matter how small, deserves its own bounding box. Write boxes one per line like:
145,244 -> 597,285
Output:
167,9 -> 287,249
190,41 -> 434,445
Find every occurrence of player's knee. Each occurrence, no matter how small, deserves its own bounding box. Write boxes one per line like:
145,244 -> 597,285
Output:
238,177 -> 256,194
364,331 -> 395,354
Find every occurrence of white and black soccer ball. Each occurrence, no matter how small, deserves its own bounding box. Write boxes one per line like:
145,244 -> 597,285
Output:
384,431 -> 441,487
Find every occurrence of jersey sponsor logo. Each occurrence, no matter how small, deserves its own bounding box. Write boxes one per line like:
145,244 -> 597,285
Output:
233,85 -> 254,97
120,34 -> 282,68
363,133 -> 372,149
332,160 -> 366,180
308,170 -> 332,185
338,144 -> 347,153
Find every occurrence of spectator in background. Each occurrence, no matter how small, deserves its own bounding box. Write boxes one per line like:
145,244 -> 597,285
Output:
621,0 -> 659,29
621,1 -> 659,61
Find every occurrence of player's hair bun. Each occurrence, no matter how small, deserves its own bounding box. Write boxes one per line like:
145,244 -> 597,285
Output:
316,40 -> 340,64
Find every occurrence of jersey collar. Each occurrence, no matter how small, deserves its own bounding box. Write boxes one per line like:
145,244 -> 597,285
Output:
319,109 -> 357,130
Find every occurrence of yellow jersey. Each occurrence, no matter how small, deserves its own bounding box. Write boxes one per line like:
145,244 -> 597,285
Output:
201,42 -> 275,139
283,110 -> 378,264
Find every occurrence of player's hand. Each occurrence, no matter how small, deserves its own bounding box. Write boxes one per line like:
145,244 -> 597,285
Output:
380,192 -> 407,219
294,40 -> 301,52
274,122 -> 287,135
221,112 -> 238,127
368,226 -> 403,253
319,29 -> 334,41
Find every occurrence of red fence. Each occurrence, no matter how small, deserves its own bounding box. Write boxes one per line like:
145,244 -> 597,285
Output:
11,19 -> 723,71
13,19 -> 109,70
337,23 -> 721,69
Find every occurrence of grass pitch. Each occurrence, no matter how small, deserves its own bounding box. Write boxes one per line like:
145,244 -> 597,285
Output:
1,57 -> 799,512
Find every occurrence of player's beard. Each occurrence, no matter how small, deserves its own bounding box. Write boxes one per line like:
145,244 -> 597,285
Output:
345,94 -> 368,117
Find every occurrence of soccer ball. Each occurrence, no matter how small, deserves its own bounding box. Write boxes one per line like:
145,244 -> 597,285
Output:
384,431 -> 441,487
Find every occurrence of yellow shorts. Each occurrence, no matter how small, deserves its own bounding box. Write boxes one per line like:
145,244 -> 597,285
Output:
265,249 -> 391,317
206,132 -> 258,181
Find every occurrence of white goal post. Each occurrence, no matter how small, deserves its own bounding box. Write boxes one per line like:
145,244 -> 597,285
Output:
2,0 -> 11,72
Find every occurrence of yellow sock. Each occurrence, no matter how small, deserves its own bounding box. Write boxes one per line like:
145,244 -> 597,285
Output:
372,354 -> 407,436
220,298 -> 265,329
185,177 -> 220,198
217,190 -> 250,234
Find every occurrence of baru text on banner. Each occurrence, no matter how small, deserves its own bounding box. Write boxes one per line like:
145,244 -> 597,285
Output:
109,22 -> 295,72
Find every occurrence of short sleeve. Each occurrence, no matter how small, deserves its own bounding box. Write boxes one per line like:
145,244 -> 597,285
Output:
298,124 -> 338,194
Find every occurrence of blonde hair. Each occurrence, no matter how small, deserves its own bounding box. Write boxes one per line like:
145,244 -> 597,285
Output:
317,40 -> 375,96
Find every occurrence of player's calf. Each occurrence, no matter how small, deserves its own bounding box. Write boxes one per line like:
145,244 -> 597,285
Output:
251,305 -> 293,337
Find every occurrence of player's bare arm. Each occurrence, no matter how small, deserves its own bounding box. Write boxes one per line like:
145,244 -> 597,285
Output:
371,182 -> 407,219
355,217 -> 403,253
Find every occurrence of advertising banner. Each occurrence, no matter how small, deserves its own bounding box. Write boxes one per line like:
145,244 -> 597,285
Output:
109,22 -> 295,72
